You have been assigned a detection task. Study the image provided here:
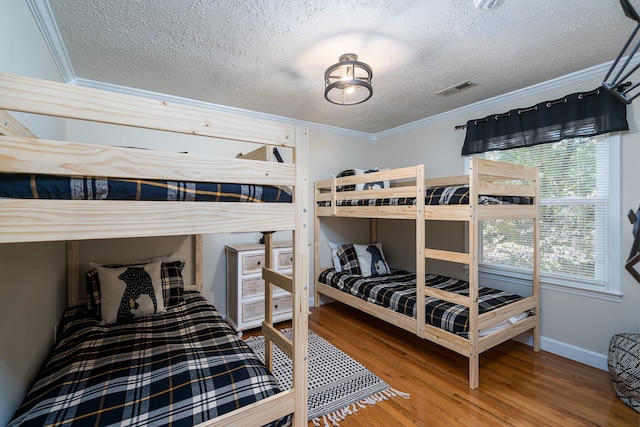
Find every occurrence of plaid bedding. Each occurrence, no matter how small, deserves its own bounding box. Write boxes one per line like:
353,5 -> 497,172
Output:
8,292 -> 290,427
318,269 -> 524,335
317,185 -> 532,207
0,173 -> 292,203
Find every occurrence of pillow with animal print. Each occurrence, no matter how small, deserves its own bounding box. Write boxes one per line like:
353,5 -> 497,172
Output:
97,261 -> 165,325
354,243 -> 391,277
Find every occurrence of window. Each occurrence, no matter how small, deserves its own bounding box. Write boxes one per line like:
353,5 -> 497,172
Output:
473,134 -> 620,298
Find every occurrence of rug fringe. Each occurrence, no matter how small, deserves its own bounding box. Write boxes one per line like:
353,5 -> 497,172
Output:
311,387 -> 410,427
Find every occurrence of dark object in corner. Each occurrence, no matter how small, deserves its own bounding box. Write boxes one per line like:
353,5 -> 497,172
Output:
603,0 -> 640,103
626,205 -> 640,283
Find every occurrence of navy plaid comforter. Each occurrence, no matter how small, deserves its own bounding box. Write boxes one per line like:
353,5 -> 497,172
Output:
317,185 -> 532,207
9,292 -> 289,427
318,269 -> 523,335
0,173 -> 292,203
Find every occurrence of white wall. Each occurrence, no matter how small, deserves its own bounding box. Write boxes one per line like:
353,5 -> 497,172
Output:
0,1 -> 67,425
373,75 -> 640,369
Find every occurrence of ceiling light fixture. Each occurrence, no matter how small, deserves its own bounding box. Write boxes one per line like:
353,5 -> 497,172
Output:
324,53 -> 373,105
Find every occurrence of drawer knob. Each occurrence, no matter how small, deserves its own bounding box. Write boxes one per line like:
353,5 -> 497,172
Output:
257,261 -> 261,265
275,304 -> 279,309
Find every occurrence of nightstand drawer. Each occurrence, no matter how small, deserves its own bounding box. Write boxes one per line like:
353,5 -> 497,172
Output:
242,295 -> 292,323
242,253 -> 264,274
276,250 -> 294,270
242,277 -> 264,298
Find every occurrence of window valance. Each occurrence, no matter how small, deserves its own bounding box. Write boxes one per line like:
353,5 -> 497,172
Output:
461,86 -> 629,155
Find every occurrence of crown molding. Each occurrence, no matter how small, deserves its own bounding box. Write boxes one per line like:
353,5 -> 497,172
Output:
27,0 -> 76,83
28,0 -> 636,142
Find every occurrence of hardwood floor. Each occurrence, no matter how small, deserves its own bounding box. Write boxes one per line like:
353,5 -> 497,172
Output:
249,302 -> 639,427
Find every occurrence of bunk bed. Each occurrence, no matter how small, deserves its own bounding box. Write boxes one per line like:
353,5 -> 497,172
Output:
0,72 -> 309,427
314,160 -> 540,389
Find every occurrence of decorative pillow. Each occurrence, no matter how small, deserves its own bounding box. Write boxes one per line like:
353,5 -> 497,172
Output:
354,243 -> 391,277
355,168 -> 390,191
97,261 -> 165,325
86,259 -> 186,314
328,242 -> 346,272
161,260 -> 186,308
335,244 -> 361,275
335,169 -> 356,192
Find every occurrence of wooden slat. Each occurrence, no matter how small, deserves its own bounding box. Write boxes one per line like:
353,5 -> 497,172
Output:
315,282 -> 417,333
262,268 -> 293,294
476,181 -> 536,197
0,200 -> 295,243
196,390 -> 294,427
0,136 -> 295,185
262,322 -> 294,359
477,296 -> 538,331
333,187 -> 416,201
425,205 -> 472,221
0,72 -> 295,147
0,109 -> 37,137
424,248 -> 471,264
475,157 -> 538,180
425,175 -> 469,187
424,286 -> 471,307
477,316 -> 540,353
237,145 -> 273,161
421,323 -> 471,356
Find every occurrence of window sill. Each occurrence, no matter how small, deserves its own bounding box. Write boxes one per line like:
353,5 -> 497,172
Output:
476,264 -> 623,303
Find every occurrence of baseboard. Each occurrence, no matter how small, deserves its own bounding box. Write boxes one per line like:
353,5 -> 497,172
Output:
316,296 -> 609,371
512,334 -> 608,371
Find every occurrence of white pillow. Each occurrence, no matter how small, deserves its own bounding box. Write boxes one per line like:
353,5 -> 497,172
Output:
353,243 -> 391,277
355,168 -> 390,191
328,242 -> 346,272
97,261 -> 165,325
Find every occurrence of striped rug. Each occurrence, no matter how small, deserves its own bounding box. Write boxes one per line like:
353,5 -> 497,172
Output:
246,329 -> 409,426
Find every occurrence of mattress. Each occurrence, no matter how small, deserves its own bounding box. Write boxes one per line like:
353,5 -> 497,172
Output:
316,185 -> 532,207
318,269 -> 527,336
0,173 -> 292,203
8,291 -> 290,427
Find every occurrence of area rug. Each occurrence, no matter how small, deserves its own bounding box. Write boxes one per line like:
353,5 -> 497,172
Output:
246,329 -> 409,426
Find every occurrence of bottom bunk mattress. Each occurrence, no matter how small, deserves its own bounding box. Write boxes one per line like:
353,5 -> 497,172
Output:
9,291 -> 290,427
318,269 -> 528,336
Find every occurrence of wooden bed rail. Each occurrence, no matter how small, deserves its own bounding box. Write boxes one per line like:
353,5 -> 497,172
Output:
0,73 -> 294,147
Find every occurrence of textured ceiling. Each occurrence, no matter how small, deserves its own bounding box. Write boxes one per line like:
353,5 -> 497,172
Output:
47,0 -> 637,134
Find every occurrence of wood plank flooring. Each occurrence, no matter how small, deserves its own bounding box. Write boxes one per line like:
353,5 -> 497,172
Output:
247,302 -> 639,427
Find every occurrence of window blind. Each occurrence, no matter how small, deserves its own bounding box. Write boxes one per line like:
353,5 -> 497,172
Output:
479,136 -> 608,284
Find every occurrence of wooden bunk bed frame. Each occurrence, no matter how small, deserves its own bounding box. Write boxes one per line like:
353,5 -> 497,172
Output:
0,72 -> 309,427
314,159 -> 540,389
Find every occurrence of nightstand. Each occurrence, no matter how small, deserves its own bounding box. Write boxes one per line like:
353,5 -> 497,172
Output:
225,242 -> 293,335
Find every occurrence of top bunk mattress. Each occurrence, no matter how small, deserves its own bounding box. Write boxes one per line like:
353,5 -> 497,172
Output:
317,185 -> 532,207
0,173 -> 292,203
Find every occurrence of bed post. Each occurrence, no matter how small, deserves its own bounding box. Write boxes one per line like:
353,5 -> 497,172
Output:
292,127 -> 309,427
66,240 -> 80,307
194,234 -> 203,292
468,158 -> 480,390
314,212 -> 321,307
532,168 -> 541,352
415,165 -> 426,338
264,231 -> 275,372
